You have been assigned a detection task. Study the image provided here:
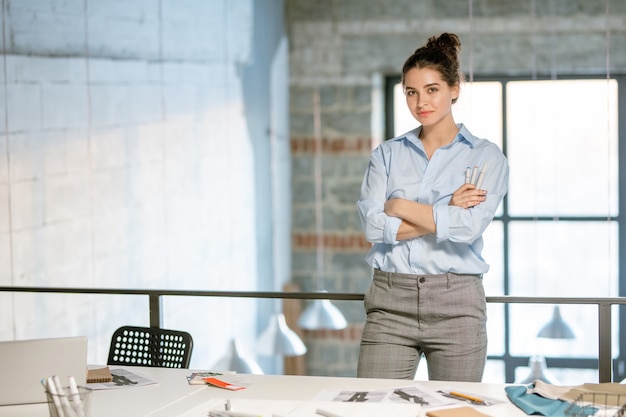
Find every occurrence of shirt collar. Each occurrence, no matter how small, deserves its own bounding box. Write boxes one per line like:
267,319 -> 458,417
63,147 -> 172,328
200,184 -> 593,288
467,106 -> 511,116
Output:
456,123 -> 478,148
404,123 -> 477,148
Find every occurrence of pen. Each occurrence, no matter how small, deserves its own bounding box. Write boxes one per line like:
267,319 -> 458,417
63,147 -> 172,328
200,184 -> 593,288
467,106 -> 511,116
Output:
449,390 -> 489,405
315,409 -> 346,417
208,411 -> 261,417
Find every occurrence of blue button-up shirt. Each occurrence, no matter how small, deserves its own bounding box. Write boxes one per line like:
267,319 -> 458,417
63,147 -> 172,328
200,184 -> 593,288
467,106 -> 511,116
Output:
357,124 -> 509,274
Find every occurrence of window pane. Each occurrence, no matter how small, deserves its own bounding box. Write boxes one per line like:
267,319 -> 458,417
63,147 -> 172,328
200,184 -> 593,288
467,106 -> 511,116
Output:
508,221 -> 618,297
483,220 -> 504,295
484,221 -> 505,356
508,220 -> 619,375
483,360 -> 505,384
507,79 -> 618,217
487,303 -> 505,356
453,82 -> 503,149
393,82 -> 416,135
510,303 -> 597,359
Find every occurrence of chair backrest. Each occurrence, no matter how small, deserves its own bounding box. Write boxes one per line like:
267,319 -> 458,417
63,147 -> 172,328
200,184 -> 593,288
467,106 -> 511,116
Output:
107,326 -> 193,368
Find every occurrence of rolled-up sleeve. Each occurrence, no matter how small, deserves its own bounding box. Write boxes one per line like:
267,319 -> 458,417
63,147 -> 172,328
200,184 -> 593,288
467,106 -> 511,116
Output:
435,149 -> 509,244
357,146 -> 401,244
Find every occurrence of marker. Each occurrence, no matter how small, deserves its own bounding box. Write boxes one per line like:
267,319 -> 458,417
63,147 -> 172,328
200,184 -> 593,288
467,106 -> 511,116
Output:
316,409 -> 347,417
469,165 -> 479,185
449,391 -> 489,405
208,411 -> 261,417
53,375 -> 78,417
475,162 -> 488,189
68,376 -> 86,417
46,377 -> 67,417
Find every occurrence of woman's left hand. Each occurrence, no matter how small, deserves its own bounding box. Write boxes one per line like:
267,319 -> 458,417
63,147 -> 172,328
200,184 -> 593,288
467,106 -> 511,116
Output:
450,183 -> 487,209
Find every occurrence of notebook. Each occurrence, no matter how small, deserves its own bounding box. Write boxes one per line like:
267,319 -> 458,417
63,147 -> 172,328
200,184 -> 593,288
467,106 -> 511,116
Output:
0,336 -> 88,405
426,406 -> 491,417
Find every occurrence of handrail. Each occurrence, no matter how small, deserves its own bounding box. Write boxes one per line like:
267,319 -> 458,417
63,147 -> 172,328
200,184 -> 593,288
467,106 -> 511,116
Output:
2,286 -> 625,382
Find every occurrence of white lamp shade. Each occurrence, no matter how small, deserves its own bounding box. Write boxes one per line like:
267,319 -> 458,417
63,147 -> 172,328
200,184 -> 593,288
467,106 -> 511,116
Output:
517,355 -> 560,385
212,338 -> 264,374
537,306 -> 576,339
257,313 -> 307,357
298,299 -> 347,330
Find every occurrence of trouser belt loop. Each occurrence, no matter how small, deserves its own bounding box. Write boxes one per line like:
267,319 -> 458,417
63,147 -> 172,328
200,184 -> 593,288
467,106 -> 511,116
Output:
387,270 -> 393,289
446,272 -> 451,289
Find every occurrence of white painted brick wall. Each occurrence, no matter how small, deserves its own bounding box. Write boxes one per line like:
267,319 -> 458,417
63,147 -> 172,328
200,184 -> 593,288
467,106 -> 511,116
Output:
129,84 -> 162,124
0,184 -> 8,234
9,131 -> 67,181
44,174 -> 91,223
0,0 -> 268,371
41,83 -> 89,129
6,84 -> 42,132
10,180 -> 45,230
88,58 -> 156,84
89,84 -> 133,127
5,56 -> 87,83
65,129 -> 91,173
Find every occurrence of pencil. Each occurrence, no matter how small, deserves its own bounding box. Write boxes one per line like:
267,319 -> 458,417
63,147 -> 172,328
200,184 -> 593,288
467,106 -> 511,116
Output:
449,391 -> 486,404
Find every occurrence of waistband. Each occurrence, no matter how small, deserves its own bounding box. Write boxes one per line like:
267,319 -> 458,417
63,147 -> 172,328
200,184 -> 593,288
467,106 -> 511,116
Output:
373,269 -> 482,280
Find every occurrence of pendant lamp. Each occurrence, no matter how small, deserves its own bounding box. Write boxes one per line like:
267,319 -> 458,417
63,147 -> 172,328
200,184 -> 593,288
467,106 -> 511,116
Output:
212,338 -> 264,374
257,312 -> 307,357
298,295 -> 347,330
537,306 -> 576,339
518,305 -> 576,384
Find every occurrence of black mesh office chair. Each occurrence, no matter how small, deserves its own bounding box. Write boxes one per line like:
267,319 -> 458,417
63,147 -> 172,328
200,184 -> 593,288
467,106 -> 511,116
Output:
107,326 -> 194,368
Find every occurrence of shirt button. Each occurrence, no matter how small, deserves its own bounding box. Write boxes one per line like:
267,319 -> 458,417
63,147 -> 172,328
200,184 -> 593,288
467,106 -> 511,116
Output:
419,277 -> 426,283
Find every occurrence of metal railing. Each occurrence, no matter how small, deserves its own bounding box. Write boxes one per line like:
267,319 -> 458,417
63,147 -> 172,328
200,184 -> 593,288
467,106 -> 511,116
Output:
1,286 -> 624,382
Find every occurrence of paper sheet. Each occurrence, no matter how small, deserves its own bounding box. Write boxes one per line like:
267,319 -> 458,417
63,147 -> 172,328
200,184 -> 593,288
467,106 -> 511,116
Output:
86,368 -> 158,390
179,398 -> 423,417
312,385 -> 451,408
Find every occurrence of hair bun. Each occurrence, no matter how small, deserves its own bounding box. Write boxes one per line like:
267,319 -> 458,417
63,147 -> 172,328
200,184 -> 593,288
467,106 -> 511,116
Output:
427,33 -> 461,53
402,32 -> 465,95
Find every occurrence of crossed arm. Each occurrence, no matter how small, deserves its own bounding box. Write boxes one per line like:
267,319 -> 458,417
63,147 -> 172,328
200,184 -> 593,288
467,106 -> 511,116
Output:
385,183 -> 487,241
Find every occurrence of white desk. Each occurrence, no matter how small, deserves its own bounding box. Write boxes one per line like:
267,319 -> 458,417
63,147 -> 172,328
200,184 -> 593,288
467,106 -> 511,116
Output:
0,367 -> 529,417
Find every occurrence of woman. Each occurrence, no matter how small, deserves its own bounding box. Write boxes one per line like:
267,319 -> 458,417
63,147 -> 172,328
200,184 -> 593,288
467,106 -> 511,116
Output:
356,33 -> 509,381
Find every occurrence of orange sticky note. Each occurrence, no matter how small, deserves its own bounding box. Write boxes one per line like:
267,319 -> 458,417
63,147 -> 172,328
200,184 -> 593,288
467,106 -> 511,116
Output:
202,377 -> 245,391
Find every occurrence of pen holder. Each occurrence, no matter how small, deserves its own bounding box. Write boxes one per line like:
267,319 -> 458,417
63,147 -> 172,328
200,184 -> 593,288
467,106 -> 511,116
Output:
45,386 -> 92,417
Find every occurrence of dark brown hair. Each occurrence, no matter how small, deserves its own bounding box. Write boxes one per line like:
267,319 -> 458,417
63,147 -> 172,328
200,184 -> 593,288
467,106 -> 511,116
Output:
401,33 -> 464,103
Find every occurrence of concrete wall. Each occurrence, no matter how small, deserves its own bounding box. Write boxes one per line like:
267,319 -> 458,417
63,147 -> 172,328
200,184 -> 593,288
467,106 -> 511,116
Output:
0,0 -> 290,372
286,0 -> 626,376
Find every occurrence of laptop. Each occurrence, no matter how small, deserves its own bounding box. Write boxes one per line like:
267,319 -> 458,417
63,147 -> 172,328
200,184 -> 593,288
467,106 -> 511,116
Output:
0,336 -> 88,405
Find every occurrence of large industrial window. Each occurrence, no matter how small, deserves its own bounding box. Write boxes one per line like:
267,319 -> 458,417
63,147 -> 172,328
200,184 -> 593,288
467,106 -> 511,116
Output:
386,75 -> 622,384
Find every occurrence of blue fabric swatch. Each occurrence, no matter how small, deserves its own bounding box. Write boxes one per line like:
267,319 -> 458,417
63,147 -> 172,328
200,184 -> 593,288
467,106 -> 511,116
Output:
505,385 -> 598,417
